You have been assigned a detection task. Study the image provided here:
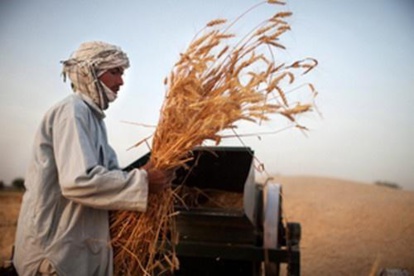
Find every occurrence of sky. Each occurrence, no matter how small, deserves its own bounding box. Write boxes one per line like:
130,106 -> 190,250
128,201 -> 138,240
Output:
1,0 -> 413,190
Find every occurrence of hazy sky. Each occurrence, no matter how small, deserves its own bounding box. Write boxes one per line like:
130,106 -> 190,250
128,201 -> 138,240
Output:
1,0 -> 413,190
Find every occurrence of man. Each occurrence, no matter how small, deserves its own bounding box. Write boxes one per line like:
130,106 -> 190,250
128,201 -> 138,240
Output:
13,41 -> 171,275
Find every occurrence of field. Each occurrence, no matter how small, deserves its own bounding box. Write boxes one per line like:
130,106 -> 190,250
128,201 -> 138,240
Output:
273,176 -> 414,275
1,176 -> 413,275
0,190 -> 22,266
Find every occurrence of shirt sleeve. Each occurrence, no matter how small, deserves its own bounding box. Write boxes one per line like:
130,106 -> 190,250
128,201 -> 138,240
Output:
107,145 -> 120,170
52,108 -> 148,212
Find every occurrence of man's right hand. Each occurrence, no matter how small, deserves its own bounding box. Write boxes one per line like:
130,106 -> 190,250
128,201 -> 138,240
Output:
141,161 -> 174,194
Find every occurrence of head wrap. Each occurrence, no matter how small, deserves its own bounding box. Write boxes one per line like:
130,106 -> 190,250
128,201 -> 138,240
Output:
61,41 -> 130,110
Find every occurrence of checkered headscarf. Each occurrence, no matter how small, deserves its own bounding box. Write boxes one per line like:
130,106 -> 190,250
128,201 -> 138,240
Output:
61,41 -> 130,110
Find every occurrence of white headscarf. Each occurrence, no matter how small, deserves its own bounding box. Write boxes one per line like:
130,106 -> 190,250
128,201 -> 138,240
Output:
61,41 -> 130,110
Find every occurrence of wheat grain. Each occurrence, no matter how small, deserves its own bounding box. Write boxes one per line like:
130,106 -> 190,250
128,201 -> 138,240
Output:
110,1 -> 318,275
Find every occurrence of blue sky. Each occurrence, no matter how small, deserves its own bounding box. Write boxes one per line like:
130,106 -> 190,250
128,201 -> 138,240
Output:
1,0 -> 413,189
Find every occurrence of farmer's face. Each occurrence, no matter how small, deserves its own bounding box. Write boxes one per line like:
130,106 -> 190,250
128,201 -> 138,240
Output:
99,67 -> 124,94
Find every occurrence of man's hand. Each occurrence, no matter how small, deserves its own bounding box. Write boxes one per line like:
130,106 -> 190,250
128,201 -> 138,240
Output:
142,161 -> 174,194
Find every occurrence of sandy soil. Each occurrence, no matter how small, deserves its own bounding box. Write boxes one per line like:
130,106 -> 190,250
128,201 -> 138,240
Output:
272,175 -> 414,275
0,191 -> 22,266
1,176 -> 413,275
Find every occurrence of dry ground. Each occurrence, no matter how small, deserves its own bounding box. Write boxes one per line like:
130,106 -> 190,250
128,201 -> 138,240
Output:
272,175 -> 414,275
0,191 -> 22,266
1,176 -> 413,275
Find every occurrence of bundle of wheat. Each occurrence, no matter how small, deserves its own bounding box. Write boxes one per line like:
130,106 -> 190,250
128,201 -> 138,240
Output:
110,1 -> 317,275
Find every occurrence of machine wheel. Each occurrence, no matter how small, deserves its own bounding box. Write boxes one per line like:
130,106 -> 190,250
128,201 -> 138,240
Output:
286,222 -> 301,247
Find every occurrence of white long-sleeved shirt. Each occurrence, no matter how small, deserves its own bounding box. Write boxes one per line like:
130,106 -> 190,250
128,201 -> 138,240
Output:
14,92 -> 148,276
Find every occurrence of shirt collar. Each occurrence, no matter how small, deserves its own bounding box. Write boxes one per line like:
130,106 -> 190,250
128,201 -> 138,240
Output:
75,92 -> 106,119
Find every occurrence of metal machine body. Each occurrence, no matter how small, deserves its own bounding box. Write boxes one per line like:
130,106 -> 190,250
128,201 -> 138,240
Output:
126,147 -> 301,275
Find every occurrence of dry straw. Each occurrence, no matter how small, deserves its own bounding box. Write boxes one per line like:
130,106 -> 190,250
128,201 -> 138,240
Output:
110,0 -> 318,275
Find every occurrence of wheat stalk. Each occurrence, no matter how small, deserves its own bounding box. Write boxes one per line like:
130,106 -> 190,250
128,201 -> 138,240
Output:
110,1 -> 318,275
